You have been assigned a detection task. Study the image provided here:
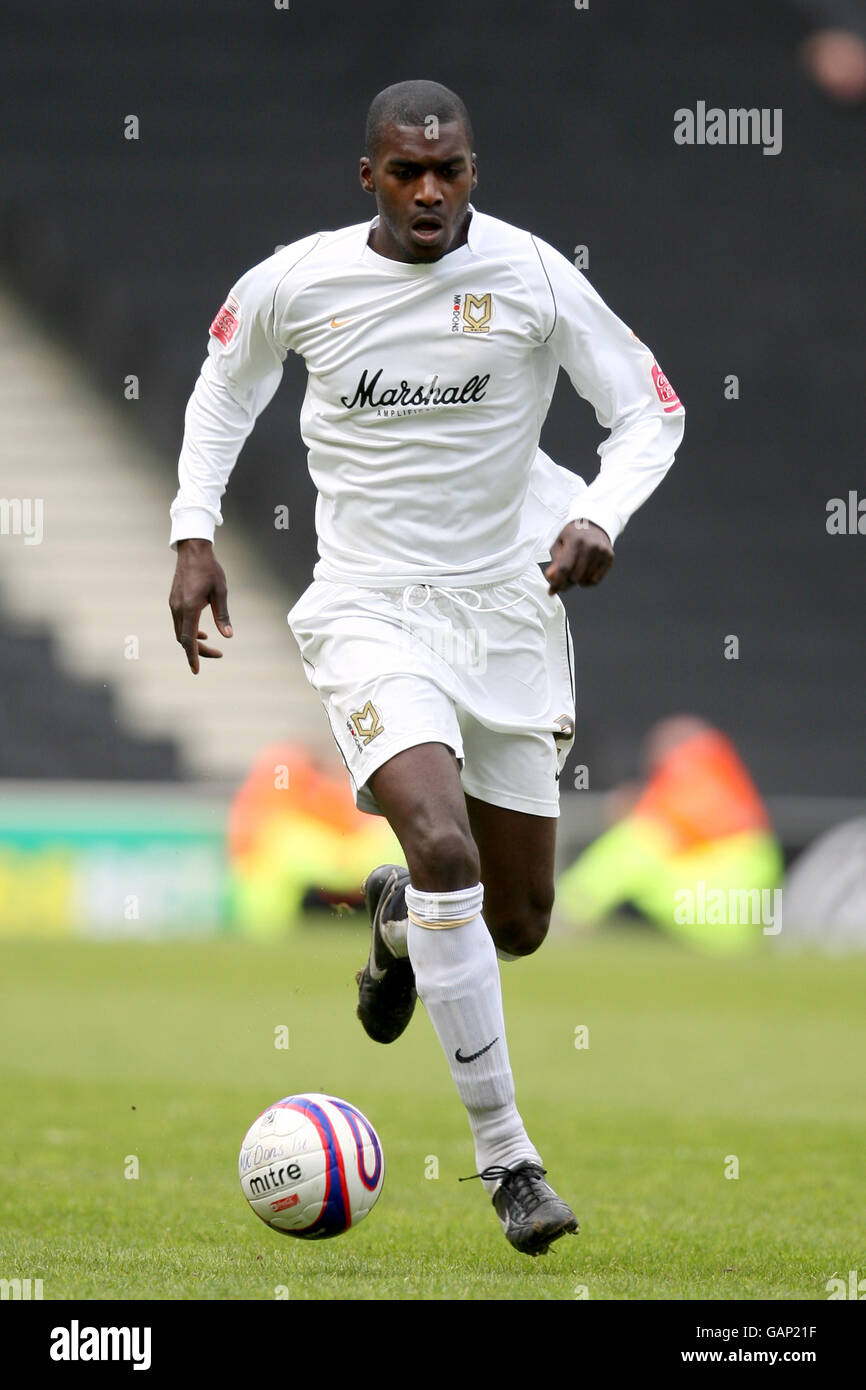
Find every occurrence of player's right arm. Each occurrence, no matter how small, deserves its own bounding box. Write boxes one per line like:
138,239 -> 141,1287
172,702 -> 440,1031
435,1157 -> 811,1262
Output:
169,537 -> 233,675
168,236 -> 318,672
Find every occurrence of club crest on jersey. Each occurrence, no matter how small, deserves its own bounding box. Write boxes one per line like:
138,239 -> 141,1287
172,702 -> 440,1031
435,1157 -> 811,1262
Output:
651,362 -> 682,413
451,292 -> 494,334
347,701 -> 384,750
210,294 -> 241,347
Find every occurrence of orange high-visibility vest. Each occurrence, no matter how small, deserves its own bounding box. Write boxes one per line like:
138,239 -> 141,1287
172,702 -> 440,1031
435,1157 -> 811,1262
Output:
229,743 -> 362,860
631,729 -> 770,853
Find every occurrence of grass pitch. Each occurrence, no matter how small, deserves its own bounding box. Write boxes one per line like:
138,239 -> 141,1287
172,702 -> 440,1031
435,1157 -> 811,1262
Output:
1,922 -> 864,1300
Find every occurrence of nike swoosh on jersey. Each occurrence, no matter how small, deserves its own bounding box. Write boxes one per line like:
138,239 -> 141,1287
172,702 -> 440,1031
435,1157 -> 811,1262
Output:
330,316 -> 352,328
455,1037 -> 499,1064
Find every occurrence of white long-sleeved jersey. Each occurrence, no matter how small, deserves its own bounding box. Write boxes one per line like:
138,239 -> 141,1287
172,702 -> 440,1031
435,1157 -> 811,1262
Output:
170,205 -> 684,587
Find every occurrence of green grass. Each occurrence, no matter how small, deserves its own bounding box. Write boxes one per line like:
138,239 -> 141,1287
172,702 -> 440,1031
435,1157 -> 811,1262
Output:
1,923 -> 864,1300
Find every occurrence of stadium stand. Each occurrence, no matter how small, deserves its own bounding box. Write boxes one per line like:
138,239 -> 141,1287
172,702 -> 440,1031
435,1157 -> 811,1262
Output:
0,614 -> 180,779
0,286 -> 334,780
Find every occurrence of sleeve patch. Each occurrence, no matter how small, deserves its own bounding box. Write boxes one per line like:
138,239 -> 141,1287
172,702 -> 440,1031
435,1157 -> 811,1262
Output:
210,294 -> 241,347
651,361 -> 682,413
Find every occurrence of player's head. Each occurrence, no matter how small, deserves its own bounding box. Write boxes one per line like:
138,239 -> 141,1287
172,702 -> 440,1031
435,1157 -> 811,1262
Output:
360,79 -> 477,263
364,79 -> 474,163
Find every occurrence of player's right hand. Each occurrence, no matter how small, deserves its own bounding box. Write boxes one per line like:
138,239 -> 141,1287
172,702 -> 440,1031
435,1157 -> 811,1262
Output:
169,538 -> 233,675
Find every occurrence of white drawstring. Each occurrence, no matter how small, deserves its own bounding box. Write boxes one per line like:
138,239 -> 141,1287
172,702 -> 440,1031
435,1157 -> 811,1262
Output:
401,583 -> 532,615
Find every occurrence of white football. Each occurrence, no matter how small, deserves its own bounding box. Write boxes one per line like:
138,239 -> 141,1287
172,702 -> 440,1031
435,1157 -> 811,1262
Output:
239,1093 -> 385,1238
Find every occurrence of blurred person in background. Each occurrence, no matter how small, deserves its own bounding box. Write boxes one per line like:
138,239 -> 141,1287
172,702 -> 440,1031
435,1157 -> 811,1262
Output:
227,743 -> 404,936
792,0 -> 866,102
555,716 -> 784,954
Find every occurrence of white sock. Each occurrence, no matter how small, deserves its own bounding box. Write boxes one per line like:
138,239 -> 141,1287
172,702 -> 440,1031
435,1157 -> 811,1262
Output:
405,880 -> 542,1193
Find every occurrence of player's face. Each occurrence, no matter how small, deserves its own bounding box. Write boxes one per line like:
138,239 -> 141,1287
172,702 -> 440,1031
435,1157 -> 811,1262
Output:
360,121 -> 477,263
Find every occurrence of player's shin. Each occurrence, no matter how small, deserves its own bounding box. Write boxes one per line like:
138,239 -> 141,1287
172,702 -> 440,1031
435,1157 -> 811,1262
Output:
404,881 -> 542,1192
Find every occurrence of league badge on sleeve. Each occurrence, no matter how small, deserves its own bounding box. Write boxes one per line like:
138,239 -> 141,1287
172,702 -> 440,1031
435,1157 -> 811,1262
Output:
210,293 -> 241,346
651,361 -> 682,413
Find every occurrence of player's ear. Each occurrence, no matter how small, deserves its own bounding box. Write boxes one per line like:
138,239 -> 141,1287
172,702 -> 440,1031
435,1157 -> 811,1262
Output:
359,157 -> 375,194
470,154 -> 478,189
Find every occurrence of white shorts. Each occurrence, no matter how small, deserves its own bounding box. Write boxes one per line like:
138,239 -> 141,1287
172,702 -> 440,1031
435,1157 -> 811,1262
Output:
286,561 -> 576,819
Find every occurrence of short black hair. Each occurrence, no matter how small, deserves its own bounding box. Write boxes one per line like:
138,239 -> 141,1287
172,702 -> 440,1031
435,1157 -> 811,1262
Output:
365,80 -> 474,160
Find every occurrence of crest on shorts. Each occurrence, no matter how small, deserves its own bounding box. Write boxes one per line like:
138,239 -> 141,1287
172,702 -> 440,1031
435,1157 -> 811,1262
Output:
348,701 -> 384,749
552,714 -> 575,741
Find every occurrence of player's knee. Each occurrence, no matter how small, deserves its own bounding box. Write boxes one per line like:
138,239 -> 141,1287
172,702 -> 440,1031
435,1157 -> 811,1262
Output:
406,824 -> 481,892
491,900 -> 553,957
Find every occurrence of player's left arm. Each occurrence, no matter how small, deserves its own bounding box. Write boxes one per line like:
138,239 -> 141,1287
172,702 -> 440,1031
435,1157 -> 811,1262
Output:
531,236 -> 685,595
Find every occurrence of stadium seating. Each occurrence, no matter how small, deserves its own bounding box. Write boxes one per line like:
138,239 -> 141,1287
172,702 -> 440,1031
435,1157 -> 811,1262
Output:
0,615 -> 180,778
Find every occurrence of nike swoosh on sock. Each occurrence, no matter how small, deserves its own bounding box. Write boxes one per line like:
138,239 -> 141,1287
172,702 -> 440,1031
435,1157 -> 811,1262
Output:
455,1037 -> 499,1063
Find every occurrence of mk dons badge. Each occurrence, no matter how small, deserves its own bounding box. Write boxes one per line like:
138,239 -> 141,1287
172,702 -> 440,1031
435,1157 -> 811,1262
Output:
451,292 -> 494,334
347,700 -> 384,749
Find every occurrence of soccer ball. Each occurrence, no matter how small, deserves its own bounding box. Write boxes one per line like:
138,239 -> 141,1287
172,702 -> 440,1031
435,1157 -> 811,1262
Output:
238,1093 -> 385,1239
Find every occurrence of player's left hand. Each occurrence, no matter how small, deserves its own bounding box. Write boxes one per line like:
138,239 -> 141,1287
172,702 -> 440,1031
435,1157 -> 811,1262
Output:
545,519 -> 614,595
